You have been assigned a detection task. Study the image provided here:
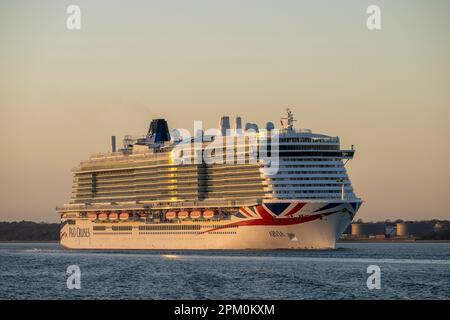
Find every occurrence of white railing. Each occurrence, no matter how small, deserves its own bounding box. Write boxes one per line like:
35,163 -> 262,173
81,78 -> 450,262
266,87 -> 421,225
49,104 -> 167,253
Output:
56,198 -> 261,212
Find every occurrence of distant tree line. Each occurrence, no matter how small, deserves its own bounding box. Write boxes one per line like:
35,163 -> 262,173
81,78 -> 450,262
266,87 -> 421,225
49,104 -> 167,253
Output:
0,221 -> 59,241
422,229 -> 450,240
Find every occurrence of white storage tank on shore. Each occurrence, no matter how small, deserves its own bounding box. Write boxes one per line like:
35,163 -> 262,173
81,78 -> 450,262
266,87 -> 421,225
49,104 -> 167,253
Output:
396,222 -> 408,236
351,223 -> 363,236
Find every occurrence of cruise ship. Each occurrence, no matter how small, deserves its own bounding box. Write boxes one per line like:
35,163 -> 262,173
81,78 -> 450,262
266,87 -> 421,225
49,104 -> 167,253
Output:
57,109 -> 362,249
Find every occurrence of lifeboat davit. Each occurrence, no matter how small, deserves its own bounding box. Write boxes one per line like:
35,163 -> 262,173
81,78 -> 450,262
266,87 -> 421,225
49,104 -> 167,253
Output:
178,211 -> 189,219
138,212 -> 148,218
203,210 -> 215,219
109,213 -> 118,220
166,211 -> 177,220
119,212 -> 129,220
190,210 -> 201,219
98,213 -> 107,221
87,213 -> 97,221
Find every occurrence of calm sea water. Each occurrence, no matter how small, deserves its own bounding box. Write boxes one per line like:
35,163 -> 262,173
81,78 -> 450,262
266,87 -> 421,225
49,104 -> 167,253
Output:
0,242 -> 449,299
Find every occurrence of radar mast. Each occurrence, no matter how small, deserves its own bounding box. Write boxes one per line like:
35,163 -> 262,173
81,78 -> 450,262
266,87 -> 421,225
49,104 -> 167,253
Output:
281,108 -> 296,131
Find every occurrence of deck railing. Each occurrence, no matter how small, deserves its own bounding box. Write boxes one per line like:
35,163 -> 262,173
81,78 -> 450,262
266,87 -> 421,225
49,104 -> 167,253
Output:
56,199 -> 262,212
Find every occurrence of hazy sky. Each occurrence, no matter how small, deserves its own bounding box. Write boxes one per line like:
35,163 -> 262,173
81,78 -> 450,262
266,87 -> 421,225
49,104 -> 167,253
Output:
0,0 -> 449,222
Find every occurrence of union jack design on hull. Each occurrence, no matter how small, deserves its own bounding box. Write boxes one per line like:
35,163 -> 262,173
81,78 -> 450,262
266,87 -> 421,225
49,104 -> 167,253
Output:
202,201 -> 360,235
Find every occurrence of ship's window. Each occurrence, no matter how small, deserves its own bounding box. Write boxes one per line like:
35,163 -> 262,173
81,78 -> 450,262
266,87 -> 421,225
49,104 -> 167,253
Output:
112,226 -> 132,231
138,225 -> 201,231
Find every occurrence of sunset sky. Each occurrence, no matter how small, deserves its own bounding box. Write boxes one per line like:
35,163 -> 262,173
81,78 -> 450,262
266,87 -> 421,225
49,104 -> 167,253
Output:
0,0 -> 449,222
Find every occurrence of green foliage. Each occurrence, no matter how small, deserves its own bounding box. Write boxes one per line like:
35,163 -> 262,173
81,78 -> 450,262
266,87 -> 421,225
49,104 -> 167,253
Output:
422,229 -> 450,240
0,221 -> 59,241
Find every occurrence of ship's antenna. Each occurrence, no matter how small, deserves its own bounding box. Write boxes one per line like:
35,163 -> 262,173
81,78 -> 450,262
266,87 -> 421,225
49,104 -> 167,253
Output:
281,107 -> 296,131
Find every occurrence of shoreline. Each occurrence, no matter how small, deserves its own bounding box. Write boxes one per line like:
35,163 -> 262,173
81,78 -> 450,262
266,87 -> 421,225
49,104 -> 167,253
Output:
1,240 -> 449,244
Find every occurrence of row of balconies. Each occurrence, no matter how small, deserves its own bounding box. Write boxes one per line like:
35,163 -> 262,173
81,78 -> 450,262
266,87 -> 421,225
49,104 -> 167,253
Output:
75,177 -> 266,192
269,186 -> 354,192
71,186 -> 270,201
74,183 -> 267,197
73,174 -> 264,190
265,173 -> 349,179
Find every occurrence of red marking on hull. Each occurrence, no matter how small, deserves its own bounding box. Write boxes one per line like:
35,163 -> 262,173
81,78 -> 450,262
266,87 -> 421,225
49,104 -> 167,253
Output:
240,207 -> 254,218
201,206 -> 340,234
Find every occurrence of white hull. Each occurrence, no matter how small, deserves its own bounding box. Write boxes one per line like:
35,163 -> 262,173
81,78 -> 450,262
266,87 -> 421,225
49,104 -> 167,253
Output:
60,201 -> 361,250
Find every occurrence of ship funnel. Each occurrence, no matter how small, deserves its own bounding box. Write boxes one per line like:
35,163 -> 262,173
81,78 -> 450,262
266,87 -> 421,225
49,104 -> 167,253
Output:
235,116 -> 242,130
219,116 -> 231,136
111,136 -> 116,152
146,119 -> 171,144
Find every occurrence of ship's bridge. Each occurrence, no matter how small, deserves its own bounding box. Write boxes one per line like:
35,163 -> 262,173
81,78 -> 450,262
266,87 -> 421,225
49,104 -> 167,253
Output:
258,109 -> 358,201
275,130 -> 354,159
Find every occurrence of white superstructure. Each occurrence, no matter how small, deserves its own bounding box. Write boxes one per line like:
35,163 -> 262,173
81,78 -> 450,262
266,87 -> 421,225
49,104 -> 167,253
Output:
58,109 -> 362,249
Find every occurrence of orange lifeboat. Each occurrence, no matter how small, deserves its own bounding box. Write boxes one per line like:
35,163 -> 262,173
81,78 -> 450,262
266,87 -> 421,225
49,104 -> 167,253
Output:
178,211 -> 189,219
98,213 -> 107,221
109,213 -> 118,220
166,211 -> 177,220
119,212 -> 130,220
87,213 -> 97,221
190,210 -> 201,219
203,210 -> 215,219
